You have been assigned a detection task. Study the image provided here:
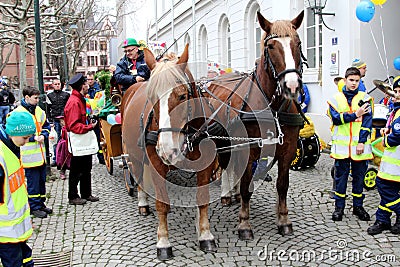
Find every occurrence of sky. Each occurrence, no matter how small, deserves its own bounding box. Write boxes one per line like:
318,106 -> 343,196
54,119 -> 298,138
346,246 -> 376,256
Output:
97,0 -> 154,40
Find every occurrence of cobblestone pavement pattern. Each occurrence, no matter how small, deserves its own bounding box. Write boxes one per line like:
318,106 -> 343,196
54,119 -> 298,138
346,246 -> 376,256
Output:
29,153 -> 399,266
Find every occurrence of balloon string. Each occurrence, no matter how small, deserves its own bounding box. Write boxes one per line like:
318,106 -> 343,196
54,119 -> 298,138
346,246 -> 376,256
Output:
369,24 -> 387,81
378,6 -> 391,83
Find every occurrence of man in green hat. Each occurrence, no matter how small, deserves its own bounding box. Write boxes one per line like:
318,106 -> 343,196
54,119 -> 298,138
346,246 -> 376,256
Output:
0,111 -> 36,267
114,37 -> 150,92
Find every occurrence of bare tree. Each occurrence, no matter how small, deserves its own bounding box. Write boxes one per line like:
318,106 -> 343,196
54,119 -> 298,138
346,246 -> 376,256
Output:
0,0 -> 113,90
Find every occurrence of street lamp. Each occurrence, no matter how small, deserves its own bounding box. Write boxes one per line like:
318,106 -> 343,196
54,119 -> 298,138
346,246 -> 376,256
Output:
62,24 -> 78,89
307,0 -> 335,31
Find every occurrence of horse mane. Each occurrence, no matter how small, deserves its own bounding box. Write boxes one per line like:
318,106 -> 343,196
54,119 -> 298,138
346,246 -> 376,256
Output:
260,20 -> 298,52
146,55 -> 189,102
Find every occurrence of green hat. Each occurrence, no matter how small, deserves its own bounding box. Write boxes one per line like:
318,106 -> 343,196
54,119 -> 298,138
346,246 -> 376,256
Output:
122,38 -> 139,48
5,111 -> 36,136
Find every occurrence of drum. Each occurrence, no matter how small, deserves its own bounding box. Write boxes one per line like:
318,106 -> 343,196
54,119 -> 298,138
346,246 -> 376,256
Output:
372,104 -> 389,128
291,134 -> 321,170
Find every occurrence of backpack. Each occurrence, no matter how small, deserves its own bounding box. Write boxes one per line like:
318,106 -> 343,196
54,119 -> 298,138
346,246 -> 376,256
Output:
56,137 -> 71,170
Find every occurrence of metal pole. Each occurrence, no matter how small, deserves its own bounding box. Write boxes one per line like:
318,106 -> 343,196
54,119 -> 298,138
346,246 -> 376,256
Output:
34,0 -> 51,175
192,0 -> 197,78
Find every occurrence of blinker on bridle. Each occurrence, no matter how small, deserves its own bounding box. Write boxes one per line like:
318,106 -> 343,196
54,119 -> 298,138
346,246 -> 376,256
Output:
263,33 -> 305,96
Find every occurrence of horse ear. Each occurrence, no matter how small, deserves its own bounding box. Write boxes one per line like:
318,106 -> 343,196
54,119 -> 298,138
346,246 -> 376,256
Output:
177,43 -> 189,69
143,48 -> 157,71
257,11 -> 272,35
291,10 -> 304,30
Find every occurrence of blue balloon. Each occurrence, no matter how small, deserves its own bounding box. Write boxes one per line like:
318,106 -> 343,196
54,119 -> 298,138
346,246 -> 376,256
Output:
394,57 -> 400,71
107,114 -> 116,125
356,1 -> 376,23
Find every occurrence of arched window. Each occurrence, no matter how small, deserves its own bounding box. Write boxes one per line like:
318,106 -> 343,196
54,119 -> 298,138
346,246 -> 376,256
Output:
198,25 -> 208,63
245,1 -> 261,69
184,33 -> 191,48
219,15 -> 231,68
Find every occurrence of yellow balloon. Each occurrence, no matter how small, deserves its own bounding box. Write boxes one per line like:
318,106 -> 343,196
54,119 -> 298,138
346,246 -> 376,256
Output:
371,0 -> 387,5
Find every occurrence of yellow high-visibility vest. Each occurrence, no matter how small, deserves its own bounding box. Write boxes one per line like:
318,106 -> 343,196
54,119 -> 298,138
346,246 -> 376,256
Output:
378,109 -> 400,182
328,91 -> 373,160
0,141 -> 32,243
14,106 -> 47,168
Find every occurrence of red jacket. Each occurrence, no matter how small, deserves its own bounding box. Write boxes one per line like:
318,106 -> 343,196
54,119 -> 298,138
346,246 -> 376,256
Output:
64,90 -> 93,134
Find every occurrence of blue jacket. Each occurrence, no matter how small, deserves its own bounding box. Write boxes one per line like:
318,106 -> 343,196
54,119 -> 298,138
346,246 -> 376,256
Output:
328,87 -> 372,144
385,102 -> 400,147
88,82 -> 101,99
114,51 -> 150,91
298,84 -> 310,112
358,80 -> 367,92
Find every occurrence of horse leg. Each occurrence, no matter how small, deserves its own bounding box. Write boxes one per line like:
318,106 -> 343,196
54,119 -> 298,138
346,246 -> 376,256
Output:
197,169 -> 217,252
238,163 -> 254,240
150,163 -> 173,260
276,160 -> 293,236
137,164 -> 152,216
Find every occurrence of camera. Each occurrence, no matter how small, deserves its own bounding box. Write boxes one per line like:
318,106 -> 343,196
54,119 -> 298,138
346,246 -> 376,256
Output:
89,114 -> 99,123
358,100 -> 370,107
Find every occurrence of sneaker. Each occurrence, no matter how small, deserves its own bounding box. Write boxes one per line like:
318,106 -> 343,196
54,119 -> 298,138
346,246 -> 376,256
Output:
60,172 -> 66,180
31,209 -> 47,218
332,207 -> 344,221
353,206 -> 370,221
86,195 -> 99,202
69,198 -> 87,205
367,221 -> 391,235
40,206 -> 53,214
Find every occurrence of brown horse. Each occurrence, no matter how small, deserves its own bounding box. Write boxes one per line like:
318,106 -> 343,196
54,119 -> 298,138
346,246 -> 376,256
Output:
207,11 -> 305,238
121,45 -> 220,260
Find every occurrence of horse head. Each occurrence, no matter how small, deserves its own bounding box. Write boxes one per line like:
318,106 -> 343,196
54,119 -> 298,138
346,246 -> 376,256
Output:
257,11 -> 304,101
144,44 -> 195,165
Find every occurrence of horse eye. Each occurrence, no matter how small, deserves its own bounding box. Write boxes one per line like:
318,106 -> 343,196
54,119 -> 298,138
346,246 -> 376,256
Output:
179,94 -> 187,101
267,44 -> 274,49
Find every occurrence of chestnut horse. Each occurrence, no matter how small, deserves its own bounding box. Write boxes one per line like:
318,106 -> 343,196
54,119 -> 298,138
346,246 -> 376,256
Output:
207,11 -> 305,237
121,45 -> 220,260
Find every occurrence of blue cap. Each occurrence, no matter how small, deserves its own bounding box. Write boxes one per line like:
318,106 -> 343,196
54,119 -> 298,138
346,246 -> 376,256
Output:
5,111 -> 36,136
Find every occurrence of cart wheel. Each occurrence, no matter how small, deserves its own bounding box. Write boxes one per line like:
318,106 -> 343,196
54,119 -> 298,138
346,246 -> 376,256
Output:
364,167 -> 377,190
100,129 -> 113,175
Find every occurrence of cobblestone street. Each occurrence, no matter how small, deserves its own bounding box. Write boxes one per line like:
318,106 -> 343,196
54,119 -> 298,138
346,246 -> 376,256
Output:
30,153 -> 399,266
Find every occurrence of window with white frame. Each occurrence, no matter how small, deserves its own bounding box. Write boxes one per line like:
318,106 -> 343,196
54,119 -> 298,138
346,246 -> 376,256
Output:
199,25 -> 208,63
305,7 -> 322,69
184,33 -> 190,48
247,1 -> 261,68
219,15 -> 231,68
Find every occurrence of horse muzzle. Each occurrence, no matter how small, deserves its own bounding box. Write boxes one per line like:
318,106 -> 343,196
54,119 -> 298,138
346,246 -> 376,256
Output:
156,133 -> 188,165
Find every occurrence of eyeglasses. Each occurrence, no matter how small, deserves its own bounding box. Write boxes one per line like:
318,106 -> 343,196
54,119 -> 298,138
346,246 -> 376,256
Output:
87,78 -> 94,80
124,48 -> 137,53
53,83 -> 61,85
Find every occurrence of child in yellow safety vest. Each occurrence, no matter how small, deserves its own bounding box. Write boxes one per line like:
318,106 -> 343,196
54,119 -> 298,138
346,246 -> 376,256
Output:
0,111 -> 36,267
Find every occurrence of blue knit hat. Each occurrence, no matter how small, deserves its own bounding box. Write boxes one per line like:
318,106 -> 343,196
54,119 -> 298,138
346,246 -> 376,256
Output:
5,111 -> 36,136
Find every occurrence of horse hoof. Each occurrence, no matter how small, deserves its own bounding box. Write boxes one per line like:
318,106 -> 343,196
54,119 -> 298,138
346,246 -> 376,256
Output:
157,247 -> 173,261
278,224 -> 293,236
234,194 -> 241,204
139,206 -> 150,216
221,197 -> 232,206
238,229 -> 254,240
199,239 -> 217,253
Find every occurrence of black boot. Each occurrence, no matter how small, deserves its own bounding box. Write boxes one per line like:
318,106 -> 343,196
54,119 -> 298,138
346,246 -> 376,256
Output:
332,207 -> 344,221
353,206 -> 370,221
367,221 -> 391,235
390,215 -> 400,234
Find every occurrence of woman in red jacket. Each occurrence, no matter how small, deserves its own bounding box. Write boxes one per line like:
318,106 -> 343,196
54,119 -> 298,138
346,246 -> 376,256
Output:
64,74 -> 99,205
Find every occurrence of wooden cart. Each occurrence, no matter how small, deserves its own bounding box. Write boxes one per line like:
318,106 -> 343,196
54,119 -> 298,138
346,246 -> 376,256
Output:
99,119 -> 122,175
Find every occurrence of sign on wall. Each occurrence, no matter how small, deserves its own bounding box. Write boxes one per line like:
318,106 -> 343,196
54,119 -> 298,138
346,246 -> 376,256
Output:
330,50 -> 339,76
